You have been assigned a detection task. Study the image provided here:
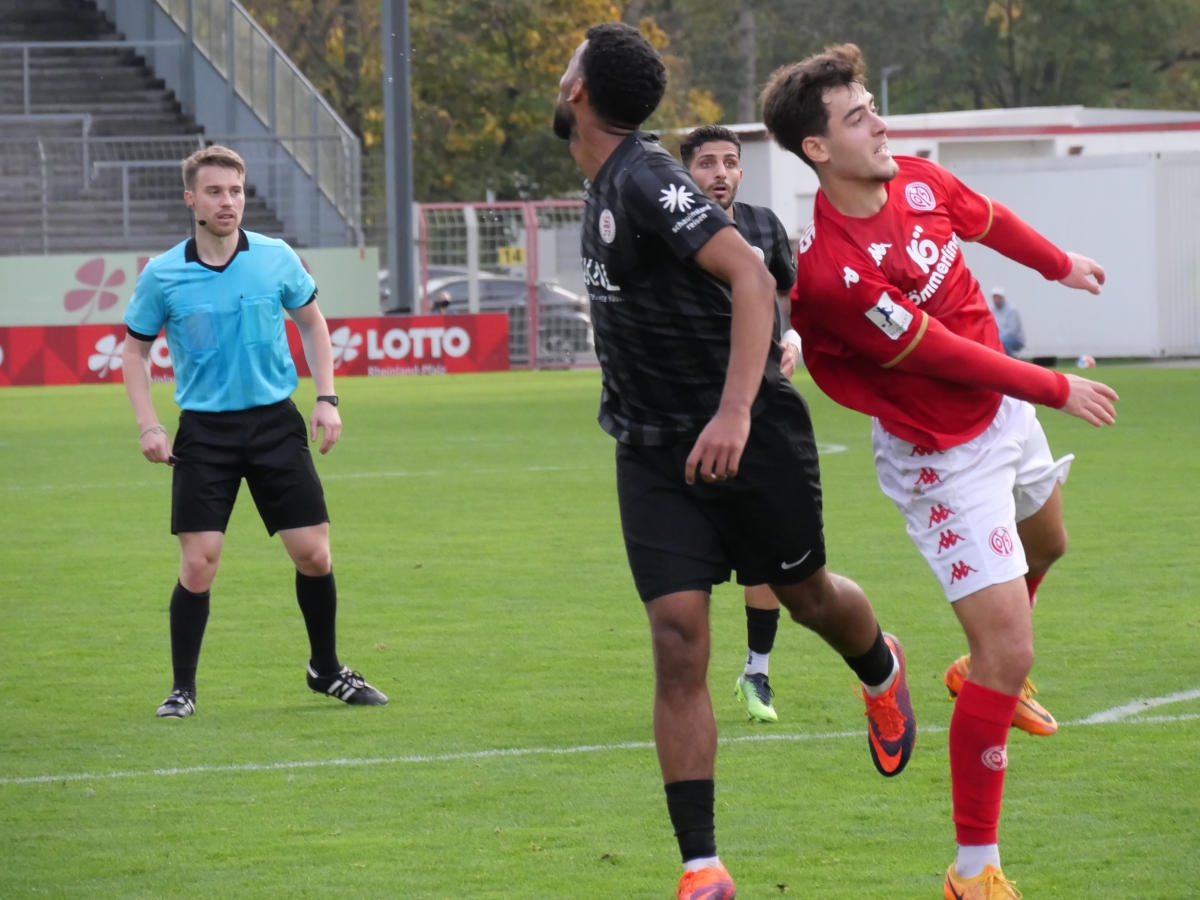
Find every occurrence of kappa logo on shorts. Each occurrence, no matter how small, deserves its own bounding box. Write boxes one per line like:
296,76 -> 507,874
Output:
936,529 -> 965,553
913,467 -> 942,489
950,560 -> 978,583
928,503 -> 956,526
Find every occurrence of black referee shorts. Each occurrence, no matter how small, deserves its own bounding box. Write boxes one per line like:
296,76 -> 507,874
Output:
169,399 -> 328,536
616,383 -> 827,602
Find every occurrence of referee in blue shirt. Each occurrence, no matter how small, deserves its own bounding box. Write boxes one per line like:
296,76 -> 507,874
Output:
121,145 -> 385,718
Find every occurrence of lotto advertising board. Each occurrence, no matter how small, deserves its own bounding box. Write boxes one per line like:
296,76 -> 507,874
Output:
0,314 -> 510,387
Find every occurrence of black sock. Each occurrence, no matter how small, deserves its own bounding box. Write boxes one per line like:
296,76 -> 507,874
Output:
169,582 -> 210,693
296,571 -> 340,675
842,626 -> 894,687
745,605 -> 780,656
664,779 -> 717,863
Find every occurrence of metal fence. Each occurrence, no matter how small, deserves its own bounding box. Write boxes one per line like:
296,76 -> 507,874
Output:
410,201 -> 591,369
145,0 -> 360,229
0,133 -> 356,255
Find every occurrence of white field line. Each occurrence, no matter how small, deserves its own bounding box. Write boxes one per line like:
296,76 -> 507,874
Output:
1075,687 -> 1200,724
1,445 -> 849,495
2,691 -> 1195,787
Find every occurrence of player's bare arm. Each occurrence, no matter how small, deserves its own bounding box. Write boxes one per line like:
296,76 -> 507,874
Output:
684,227 -> 776,484
1058,251 -> 1106,295
121,333 -> 173,464
288,299 -> 342,454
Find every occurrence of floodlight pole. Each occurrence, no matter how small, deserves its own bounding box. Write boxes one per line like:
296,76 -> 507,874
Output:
382,0 -> 415,313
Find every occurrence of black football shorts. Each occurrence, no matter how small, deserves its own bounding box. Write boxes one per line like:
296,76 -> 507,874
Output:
616,383 -> 827,601
169,399 -> 328,536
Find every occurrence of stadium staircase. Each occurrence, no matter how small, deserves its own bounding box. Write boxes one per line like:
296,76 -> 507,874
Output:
0,0 -> 292,255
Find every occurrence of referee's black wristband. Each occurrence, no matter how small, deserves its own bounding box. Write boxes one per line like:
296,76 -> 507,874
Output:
316,395 -> 339,407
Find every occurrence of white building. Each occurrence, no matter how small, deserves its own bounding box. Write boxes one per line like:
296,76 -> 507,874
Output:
723,107 -> 1200,359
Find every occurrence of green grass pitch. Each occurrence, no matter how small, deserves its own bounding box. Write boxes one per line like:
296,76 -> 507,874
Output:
1,365 -> 1197,898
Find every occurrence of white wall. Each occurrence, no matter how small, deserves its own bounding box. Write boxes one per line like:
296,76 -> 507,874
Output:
950,154 -> 1163,358
739,146 -> 1200,358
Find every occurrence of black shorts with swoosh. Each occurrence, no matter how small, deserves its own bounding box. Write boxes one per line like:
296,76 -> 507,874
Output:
616,381 -> 826,601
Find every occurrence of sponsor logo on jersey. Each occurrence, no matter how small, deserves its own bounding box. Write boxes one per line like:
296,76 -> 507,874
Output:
659,183 -> 696,214
598,209 -> 616,244
905,181 -> 936,211
864,293 -> 913,340
843,266 -> 860,287
867,242 -> 891,265
582,257 -> 622,292
903,225 -> 961,307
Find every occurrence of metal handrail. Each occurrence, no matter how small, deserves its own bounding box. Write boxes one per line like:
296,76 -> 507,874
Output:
36,139 -> 48,255
149,0 -> 361,235
0,41 -> 185,115
0,114 -> 93,188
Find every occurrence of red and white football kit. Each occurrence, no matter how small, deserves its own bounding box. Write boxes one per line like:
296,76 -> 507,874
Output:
792,156 -> 1075,602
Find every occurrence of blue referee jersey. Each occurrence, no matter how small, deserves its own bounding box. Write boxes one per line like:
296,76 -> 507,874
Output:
124,230 -> 317,412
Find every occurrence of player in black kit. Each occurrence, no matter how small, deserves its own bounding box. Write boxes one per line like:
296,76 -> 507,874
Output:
553,23 -> 917,900
680,124 -> 800,726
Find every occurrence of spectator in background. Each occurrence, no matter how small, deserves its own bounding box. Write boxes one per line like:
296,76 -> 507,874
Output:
991,286 -> 1025,357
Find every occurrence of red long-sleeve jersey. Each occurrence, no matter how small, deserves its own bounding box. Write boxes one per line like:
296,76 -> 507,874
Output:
791,155 -> 1072,449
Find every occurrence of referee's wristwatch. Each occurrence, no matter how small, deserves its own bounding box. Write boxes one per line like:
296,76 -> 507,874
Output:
316,394 -> 339,407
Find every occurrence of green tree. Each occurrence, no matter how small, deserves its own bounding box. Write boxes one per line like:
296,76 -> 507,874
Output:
245,1 -> 721,204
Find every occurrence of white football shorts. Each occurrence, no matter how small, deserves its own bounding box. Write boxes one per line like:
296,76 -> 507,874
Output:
872,396 -> 1073,602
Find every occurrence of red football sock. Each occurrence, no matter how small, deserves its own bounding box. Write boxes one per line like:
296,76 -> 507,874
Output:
949,680 -> 1020,846
1025,572 -> 1045,608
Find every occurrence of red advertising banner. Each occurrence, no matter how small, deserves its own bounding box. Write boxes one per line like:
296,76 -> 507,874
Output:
0,314 -> 510,387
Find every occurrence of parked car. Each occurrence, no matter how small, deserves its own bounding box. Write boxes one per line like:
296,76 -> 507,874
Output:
388,273 -> 593,365
378,265 -> 474,310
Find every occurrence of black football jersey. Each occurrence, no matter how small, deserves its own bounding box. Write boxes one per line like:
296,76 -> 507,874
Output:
732,200 -> 796,339
580,132 -> 782,445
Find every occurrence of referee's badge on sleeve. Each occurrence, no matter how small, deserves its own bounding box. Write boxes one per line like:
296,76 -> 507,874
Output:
865,293 -> 914,340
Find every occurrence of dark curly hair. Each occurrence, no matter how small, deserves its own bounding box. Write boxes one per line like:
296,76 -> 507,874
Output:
582,22 -> 667,130
760,43 -> 867,170
679,125 -> 741,168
